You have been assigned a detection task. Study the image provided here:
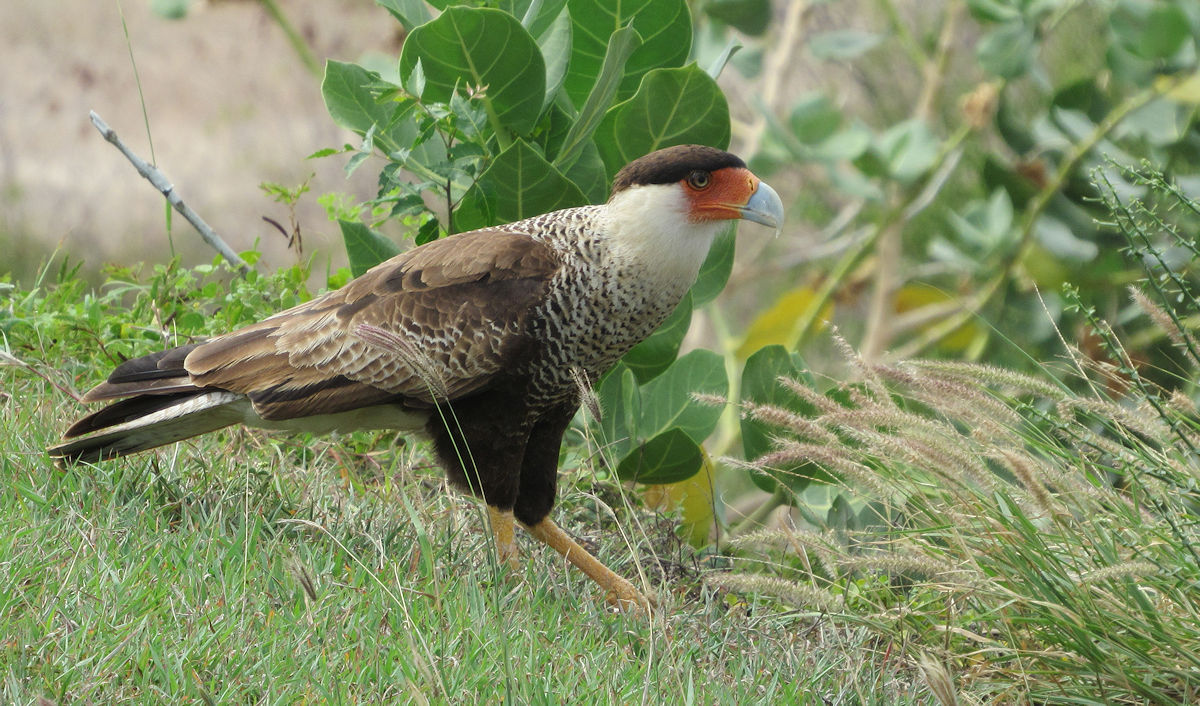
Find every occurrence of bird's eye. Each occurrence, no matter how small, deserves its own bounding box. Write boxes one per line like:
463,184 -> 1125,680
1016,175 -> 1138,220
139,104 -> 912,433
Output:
687,170 -> 711,190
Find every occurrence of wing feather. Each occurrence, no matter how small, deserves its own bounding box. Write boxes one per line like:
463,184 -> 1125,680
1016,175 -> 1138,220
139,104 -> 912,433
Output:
184,229 -> 560,420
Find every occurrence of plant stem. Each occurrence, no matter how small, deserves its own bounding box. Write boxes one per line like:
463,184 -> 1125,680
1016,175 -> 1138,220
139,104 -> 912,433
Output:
258,0 -> 321,76
730,485 -> 790,536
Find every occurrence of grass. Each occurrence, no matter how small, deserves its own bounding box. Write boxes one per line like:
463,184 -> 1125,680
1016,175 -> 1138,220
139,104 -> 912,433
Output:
0,351 -> 930,704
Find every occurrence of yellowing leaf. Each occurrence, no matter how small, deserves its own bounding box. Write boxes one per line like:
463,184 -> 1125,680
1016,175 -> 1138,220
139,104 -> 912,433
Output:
1158,71 -> 1200,105
737,286 -> 833,358
894,284 -> 980,352
644,447 -> 716,547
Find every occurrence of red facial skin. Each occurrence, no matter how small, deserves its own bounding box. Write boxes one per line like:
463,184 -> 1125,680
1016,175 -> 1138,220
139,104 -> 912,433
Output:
680,166 -> 761,223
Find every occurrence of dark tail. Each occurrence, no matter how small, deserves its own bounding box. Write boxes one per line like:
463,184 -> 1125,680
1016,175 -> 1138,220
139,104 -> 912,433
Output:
49,345 -> 246,465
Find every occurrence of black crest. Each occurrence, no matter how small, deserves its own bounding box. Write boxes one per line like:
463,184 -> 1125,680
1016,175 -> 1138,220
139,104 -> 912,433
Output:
609,144 -> 746,196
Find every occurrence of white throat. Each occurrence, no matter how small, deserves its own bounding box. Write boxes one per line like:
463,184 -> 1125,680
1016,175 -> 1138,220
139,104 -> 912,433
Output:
602,184 -> 727,290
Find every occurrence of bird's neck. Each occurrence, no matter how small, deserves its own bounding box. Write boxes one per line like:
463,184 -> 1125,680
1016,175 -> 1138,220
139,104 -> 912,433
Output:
601,185 -> 725,291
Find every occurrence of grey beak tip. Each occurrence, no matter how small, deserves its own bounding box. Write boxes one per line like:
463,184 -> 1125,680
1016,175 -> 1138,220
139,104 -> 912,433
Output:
741,181 -> 784,232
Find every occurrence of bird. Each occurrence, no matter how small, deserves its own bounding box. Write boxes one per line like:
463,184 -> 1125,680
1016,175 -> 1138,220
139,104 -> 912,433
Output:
49,144 -> 784,611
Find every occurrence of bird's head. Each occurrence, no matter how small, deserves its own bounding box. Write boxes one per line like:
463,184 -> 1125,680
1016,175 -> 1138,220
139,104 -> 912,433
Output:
602,145 -> 783,285
609,144 -> 784,233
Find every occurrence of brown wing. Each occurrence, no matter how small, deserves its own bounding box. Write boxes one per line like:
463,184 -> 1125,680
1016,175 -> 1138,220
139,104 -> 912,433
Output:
182,229 -> 561,420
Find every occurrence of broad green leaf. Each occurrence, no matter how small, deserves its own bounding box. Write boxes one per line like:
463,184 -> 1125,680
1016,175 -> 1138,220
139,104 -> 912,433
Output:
616,428 -> 704,484
594,64 -> 731,178
808,30 -> 882,61
740,348 -> 833,495
689,227 -> 736,306
597,363 -> 641,460
375,0 -> 432,29
399,7 -> 546,136
826,493 -> 855,531
564,0 -> 692,105
453,139 -> 588,231
622,292 -> 693,383
514,0 -> 567,35
704,0 -> 771,36
740,345 -> 813,463
339,220 -> 402,276
554,25 -> 643,172
536,6 -> 574,110
638,349 -> 727,444
562,141 -> 609,202
322,60 -> 406,151
977,21 -> 1035,78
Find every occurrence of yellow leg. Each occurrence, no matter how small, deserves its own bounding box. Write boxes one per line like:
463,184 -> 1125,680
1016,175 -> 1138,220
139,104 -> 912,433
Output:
487,506 -> 519,568
525,517 -> 654,612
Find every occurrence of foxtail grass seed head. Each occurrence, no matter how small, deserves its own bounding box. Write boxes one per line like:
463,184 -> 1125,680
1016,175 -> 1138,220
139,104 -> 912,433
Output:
354,323 -> 450,400
1129,285 -> 1197,351
743,401 -> 839,444
994,449 -> 1059,519
690,391 -> 729,408
777,375 -> 844,415
905,359 -> 1064,400
705,572 -> 839,613
1076,561 -> 1159,585
916,651 -> 961,706
569,366 -> 601,421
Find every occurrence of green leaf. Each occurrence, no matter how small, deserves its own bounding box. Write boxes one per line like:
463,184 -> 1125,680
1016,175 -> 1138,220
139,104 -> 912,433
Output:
874,119 -> 940,183
704,0 -> 771,36
597,363 -> 642,460
375,0 -> 432,29
1112,2 -> 1190,61
740,345 -> 826,495
976,21 -> 1035,78
339,220 -> 402,277
453,139 -> 588,231
740,345 -> 812,462
808,30 -> 882,61
689,227 -> 736,306
622,292 -> 693,383
594,64 -> 731,178
704,38 -> 743,79
616,428 -> 704,484
322,60 -> 404,150
535,6 -> 574,110
638,349 -> 728,444
789,92 -> 843,144
398,7 -> 547,136
826,493 -> 855,531
965,0 -> 1021,23
561,142 -> 609,202
554,25 -> 644,172
564,0 -> 692,105
151,0 -> 190,19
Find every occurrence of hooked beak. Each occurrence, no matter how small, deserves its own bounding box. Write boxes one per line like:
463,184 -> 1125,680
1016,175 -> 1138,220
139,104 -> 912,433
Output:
740,180 -> 784,233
